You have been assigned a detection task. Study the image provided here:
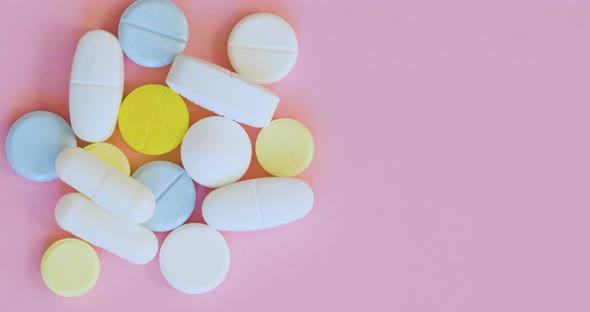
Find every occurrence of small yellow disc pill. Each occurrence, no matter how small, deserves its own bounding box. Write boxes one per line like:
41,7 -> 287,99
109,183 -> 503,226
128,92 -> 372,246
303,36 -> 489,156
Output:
41,238 -> 100,297
83,143 -> 131,175
255,118 -> 314,177
118,84 -> 189,155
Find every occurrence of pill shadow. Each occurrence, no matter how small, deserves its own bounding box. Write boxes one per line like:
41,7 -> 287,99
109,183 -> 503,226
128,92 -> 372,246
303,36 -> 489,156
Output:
188,182 -> 208,224
33,26 -> 80,110
84,0 -> 130,36
144,232 -> 168,286
27,228 -> 71,289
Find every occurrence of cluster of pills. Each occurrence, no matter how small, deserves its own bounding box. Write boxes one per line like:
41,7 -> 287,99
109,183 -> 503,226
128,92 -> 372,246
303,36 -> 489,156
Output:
6,0 -> 314,297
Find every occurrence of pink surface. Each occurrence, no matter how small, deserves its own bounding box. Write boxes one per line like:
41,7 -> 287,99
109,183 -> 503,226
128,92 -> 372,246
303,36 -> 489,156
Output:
1,0 -> 590,311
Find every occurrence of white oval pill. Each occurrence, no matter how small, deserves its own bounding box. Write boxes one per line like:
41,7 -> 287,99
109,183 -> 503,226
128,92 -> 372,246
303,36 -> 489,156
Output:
56,193 -> 158,265
56,147 -> 155,224
70,30 -> 124,142
202,177 -> 314,231
181,117 -> 251,188
228,13 -> 298,84
159,223 -> 230,294
166,54 -> 279,128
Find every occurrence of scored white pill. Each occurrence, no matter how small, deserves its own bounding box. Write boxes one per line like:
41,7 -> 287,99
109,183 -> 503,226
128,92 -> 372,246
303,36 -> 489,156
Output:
70,30 -> 124,142
166,54 -> 279,128
159,223 -> 230,294
56,193 -> 158,265
56,147 -> 155,224
228,13 -> 298,84
202,177 -> 314,231
181,117 -> 251,188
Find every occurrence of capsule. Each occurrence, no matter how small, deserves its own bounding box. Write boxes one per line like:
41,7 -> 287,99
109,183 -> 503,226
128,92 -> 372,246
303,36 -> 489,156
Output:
70,30 -> 124,142
56,147 -> 155,224
55,193 -> 158,265
202,177 -> 314,231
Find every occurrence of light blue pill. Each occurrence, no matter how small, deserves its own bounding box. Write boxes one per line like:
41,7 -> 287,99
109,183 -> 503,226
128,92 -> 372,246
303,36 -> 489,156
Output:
119,0 -> 189,68
6,111 -> 77,182
133,161 -> 196,232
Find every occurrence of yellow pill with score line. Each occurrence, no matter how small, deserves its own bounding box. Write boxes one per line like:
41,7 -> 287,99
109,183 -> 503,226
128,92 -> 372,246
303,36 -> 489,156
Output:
118,84 -> 189,155
256,118 -> 314,177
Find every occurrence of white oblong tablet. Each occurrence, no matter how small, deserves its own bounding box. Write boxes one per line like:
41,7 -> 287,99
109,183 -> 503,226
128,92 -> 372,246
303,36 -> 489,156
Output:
166,54 -> 279,128
56,193 -> 158,265
181,117 -> 251,188
70,29 -> 124,142
56,147 -> 155,224
228,13 -> 298,84
159,223 -> 230,294
202,177 -> 313,231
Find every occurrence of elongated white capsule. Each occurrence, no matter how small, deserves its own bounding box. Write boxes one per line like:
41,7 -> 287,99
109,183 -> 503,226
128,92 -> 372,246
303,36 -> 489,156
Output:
202,177 -> 314,231
166,54 -> 279,128
55,193 -> 158,265
70,29 -> 124,142
56,147 -> 155,224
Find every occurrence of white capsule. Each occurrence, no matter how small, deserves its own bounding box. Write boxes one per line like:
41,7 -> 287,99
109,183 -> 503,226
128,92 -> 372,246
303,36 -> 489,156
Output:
166,54 -> 279,128
202,178 -> 314,231
56,147 -> 155,224
55,193 -> 158,265
70,30 -> 124,142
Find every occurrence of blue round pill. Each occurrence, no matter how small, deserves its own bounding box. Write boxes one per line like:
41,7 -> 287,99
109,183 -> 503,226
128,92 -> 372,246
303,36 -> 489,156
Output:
118,0 -> 189,68
6,111 -> 77,182
133,161 -> 196,232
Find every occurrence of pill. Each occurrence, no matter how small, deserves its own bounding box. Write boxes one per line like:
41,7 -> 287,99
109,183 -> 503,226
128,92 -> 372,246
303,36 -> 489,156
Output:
41,238 -> 100,297
228,13 -> 298,84
256,118 -> 314,177
132,161 -> 196,232
55,193 -> 159,265
202,177 -> 313,231
56,147 -> 155,224
118,84 -> 188,155
6,111 -> 76,182
119,0 -> 189,68
83,143 -> 130,176
166,54 -> 279,128
70,29 -> 124,142
159,223 -> 230,294
181,116 -> 251,188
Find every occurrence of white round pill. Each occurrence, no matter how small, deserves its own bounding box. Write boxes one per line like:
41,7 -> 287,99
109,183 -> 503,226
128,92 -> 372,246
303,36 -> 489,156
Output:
181,116 -> 251,188
228,13 -> 298,84
159,223 -> 230,294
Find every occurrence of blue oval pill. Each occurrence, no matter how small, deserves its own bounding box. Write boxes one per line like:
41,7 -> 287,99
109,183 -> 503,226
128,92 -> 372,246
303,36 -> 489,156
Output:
119,0 -> 189,68
133,161 -> 196,232
6,111 -> 77,182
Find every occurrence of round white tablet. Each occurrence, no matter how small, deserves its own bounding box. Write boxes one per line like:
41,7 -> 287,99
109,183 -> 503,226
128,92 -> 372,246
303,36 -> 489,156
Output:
228,13 -> 298,84
159,223 -> 230,294
181,116 -> 251,188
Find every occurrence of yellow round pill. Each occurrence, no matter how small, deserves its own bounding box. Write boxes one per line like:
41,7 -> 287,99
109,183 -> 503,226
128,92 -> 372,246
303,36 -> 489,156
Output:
256,118 -> 314,177
118,84 -> 189,155
41,238 -> 100,297
83,143 -> 131,176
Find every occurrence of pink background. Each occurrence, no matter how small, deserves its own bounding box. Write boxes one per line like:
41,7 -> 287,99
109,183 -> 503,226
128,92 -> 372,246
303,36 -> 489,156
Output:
1,0 -> 590,311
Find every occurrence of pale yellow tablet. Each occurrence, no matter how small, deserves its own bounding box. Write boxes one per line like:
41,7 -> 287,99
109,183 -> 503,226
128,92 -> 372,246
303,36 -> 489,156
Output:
118,84 -> 189,155
84,143 -> 131,175
41,238 -> 100,297
255,118 -> 314,177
